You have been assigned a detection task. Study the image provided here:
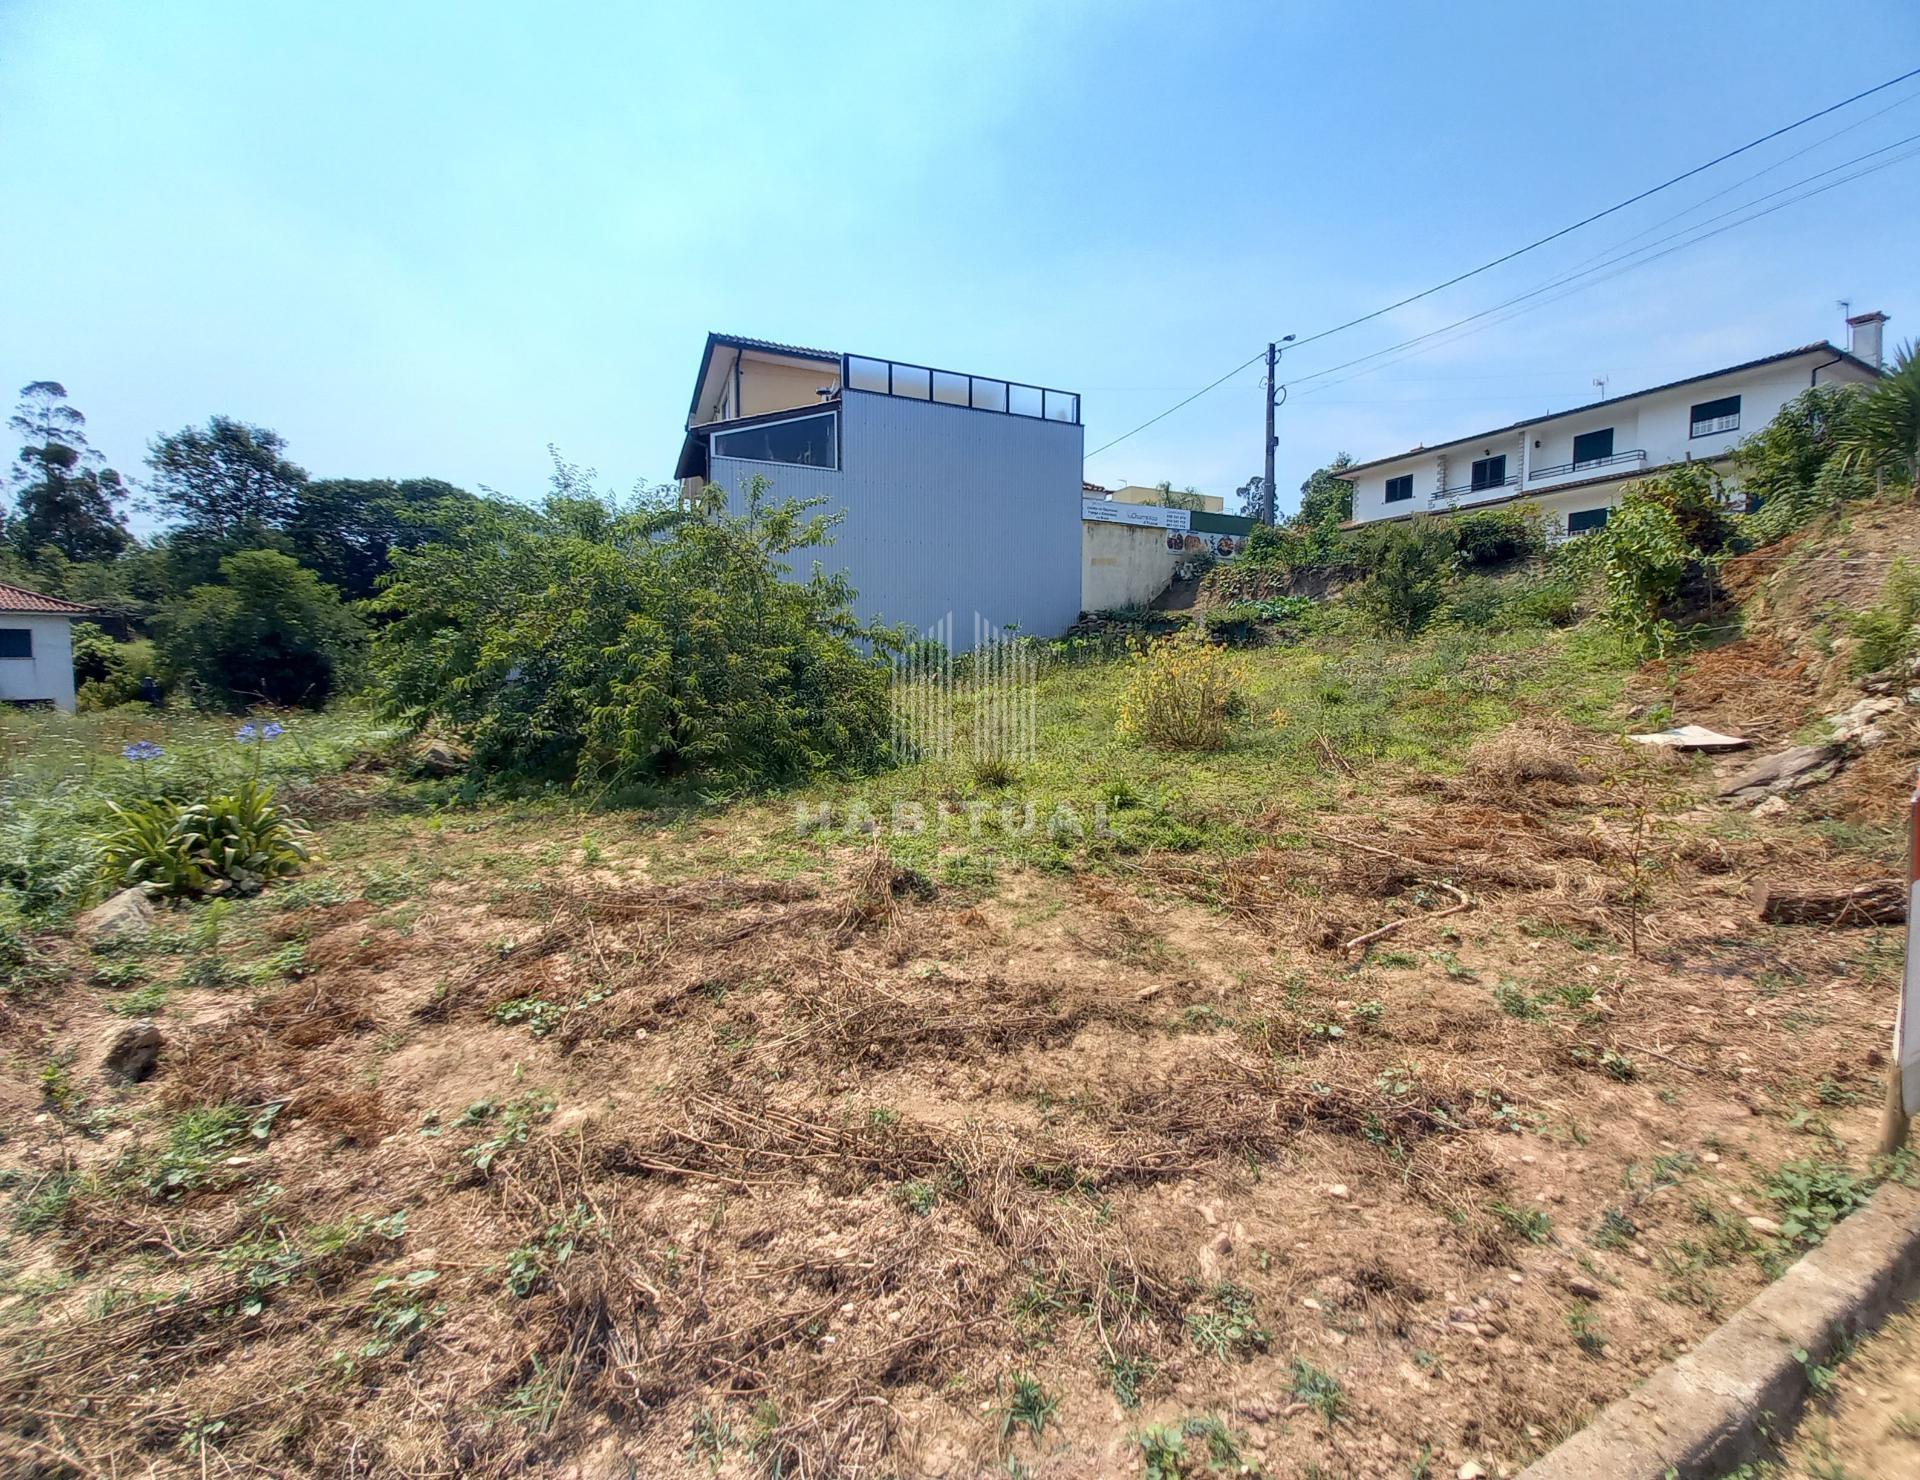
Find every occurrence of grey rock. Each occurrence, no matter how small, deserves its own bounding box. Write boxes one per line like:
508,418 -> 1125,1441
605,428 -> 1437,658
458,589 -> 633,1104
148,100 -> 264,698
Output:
102,1020 -> 163,1083
1719,744 -> 1842,801
75,888 -> 153,948
1827,696 -> 1900,749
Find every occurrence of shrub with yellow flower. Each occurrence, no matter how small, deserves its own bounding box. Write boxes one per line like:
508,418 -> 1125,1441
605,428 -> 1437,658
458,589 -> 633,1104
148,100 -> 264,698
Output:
1116,637 -> 1241,751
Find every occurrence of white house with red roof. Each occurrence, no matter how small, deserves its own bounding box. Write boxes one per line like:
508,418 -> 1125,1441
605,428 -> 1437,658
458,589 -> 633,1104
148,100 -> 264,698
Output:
0,580 -> 91,711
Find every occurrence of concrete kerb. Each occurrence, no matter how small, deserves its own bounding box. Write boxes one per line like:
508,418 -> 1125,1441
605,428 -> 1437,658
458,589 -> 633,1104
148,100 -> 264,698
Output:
1519,1179 -> 1920,1478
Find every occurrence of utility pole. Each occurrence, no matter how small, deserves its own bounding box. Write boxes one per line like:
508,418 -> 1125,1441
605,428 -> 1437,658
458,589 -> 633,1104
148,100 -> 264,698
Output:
1263,335 -> 1295,525
1263,342 -> 1277,525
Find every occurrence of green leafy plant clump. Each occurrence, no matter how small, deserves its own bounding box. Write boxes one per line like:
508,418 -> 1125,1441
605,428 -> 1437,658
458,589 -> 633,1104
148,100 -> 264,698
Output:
1185,1280 -> 1271,1361
1763,1159 -> 1874,1246
101,777 -> 310,896
1848,558 -> 1920,678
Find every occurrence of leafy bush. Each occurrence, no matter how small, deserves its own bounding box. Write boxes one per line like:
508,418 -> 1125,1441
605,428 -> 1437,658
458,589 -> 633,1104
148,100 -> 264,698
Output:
156,549 -> 364,709
1595,496 -> 1693,655
1117,638 -> 1239,751
1735,384 -> 1873,545
101,779 -> 310,896
1617,462 -> 1737,557
1201,603 -> 1264,647
0,799 -> 99,915
1443,568 -> 1582,632
0,896 -> 34,984
71,624 -> 163,710
1351,520 -> 1451,637
1849,559 -> 1920,677
1238,519 -> 1342,573
1500,571 -> 1582,629
371,471 -> 894,789
1441,575 -> 1506,629
1206,593 -> 1325,645
1835,341 -> 1920,495
1452,508 -> 1544,568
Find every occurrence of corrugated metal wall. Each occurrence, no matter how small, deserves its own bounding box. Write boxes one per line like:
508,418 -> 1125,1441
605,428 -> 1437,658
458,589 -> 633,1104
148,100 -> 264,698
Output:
707,389 -> 1084,648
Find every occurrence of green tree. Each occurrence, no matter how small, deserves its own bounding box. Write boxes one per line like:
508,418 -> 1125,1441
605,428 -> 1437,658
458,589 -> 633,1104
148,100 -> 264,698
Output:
5,381 -> 131,562
1292,453 -> 1355,530
145,417 -> 308,541
155,549 -> 364,709
370,467 -> 894,788
1152,480 -> 1208,512
1836,342 -> 1920,495
58,543 -> 174,623
282,476 -> 474,600
1351,518 -> 1450,637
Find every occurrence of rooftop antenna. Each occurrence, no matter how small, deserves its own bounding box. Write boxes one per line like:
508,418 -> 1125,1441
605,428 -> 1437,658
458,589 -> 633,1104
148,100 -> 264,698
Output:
1592,374 -> 1610,400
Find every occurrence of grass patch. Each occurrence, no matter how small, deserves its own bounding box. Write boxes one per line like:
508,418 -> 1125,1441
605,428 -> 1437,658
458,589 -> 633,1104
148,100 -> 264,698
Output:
1185,1280 -> 1270,1361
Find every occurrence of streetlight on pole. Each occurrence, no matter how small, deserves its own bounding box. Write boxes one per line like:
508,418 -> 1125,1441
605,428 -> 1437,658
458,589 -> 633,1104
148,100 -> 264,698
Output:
1264,335 -> 1295,524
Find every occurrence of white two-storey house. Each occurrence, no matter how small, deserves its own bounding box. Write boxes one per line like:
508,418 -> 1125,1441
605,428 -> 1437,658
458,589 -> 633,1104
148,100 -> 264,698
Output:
1339,314 -> 1888,536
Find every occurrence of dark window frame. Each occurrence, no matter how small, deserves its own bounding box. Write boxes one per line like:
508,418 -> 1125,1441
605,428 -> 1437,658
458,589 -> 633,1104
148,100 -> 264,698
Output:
1571,427 -> 1614,467
1689,394 -> 1741,439
1566,507 -> 1611,535
1383,474 -> 1414,503
0,628 -> 32,660
709,409 -> 840,470
1469,454 -> 1507,491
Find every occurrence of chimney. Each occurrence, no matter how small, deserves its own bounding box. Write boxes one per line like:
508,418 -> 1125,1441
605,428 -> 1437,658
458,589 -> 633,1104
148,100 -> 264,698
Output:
1847,310 -> 1889,369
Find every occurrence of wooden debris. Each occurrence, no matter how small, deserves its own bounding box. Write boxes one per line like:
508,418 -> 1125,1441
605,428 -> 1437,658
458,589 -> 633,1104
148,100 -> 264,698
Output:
1754,879 -> 1905,927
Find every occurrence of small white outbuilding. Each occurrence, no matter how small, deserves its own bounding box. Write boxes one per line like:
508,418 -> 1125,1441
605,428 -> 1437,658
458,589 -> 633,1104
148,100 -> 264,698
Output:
0,579 -> 91,713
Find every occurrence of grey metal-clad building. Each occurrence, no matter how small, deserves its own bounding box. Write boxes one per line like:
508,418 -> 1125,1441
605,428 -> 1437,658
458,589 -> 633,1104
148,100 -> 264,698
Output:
675,336 -> 1084,648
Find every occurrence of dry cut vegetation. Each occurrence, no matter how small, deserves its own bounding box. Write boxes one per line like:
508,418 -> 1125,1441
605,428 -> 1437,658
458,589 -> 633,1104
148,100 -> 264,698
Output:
5,499 -> 1920,1478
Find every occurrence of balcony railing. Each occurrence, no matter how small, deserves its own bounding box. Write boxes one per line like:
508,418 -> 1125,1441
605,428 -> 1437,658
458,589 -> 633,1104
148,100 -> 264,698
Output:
1429,473 -> 1519,504
1526,448 -> 1647,482
843,353 -> 1080,425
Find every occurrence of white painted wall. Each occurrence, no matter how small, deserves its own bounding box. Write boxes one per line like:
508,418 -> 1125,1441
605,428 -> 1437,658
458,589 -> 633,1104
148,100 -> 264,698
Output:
1082,520 -> 1180,611
1346,350 -> 1880,526
0,615 -> 76,711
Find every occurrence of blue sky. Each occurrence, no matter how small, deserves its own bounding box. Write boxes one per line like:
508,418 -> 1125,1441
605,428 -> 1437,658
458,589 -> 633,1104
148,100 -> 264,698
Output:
3,1 -> 1917,525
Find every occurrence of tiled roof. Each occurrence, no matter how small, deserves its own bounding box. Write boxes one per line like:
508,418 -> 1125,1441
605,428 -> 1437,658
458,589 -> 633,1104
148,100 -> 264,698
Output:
1335,342 -> 1882,479
710,333 -> 840,362
0,580 -> 92,615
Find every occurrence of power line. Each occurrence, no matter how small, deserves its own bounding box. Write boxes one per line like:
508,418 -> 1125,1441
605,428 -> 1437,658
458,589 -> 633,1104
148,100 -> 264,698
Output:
1278,66 -> 1920,358
1085,64 -> 1920,460
1084,348 -> 1271,459
1287,147 -> 1920,404
1286,130 -> 1920,397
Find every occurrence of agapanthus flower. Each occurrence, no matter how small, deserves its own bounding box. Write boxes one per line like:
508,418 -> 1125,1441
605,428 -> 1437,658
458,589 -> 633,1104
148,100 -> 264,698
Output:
260,722 -> 285,741
236,723 -> 258,742
121,740 -> 165,762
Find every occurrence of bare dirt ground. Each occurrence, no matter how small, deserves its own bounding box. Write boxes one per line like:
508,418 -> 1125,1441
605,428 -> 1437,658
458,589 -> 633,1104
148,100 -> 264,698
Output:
2,722 -> 1913,1479
1761,1304 -> 1920,1478
7,501 -> 1920,1478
